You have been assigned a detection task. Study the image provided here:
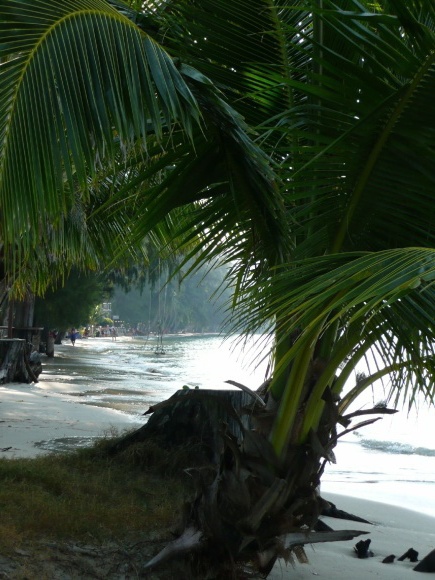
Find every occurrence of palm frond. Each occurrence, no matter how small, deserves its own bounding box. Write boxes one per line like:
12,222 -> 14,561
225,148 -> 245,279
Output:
0,0 -> 201,255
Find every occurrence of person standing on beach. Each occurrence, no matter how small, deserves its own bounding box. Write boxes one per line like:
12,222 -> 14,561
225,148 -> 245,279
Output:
70,328 -> 76,346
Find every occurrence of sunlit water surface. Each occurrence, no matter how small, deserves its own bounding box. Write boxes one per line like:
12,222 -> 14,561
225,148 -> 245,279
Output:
40,334 -> 435,516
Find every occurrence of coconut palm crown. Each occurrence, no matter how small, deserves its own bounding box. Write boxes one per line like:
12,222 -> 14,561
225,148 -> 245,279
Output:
1,0 -> 435,577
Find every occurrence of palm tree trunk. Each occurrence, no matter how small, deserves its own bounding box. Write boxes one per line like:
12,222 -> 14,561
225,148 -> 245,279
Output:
0,292 -> 42,383
112,384 -> 353,578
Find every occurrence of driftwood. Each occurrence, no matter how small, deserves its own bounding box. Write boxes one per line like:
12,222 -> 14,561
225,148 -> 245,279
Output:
321,500 -> 372,524
354,538 -> 374,558
414,548 -> 435,571
0,339 -> 42,384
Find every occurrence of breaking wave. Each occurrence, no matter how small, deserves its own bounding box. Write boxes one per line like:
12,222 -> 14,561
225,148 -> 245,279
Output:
361,439 -> 435,457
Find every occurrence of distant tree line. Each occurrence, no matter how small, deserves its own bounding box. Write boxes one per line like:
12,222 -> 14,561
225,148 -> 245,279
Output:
33,263 -> 231,336
33,269 -> 110,332
111,264 -> 231,334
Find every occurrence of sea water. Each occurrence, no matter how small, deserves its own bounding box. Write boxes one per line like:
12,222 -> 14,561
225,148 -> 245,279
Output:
322,400 -> 435,516
40,334 -> 435,517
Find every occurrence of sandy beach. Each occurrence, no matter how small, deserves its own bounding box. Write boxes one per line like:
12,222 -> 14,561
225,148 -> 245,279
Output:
1,341 -> 435,578
270,493 -> 435,578
0,381 -> 143,458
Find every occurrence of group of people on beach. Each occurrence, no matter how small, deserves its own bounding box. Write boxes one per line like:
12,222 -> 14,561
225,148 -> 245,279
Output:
68,326 -> 117,344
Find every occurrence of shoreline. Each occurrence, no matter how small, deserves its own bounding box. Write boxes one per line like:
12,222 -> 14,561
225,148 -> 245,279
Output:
0,334 -> 249,459
2,391 -> 435,580
1,338 -> 435,578
0,379 -> 143,458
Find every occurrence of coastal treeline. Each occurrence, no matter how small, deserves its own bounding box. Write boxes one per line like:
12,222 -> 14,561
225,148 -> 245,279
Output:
111,264 -> 230,334
33,269 -> 111,335
32,262 -> 230,336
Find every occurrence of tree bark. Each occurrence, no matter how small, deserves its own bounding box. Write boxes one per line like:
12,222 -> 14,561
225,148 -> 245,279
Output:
111,387 -> 354,578
109,388 -> 256,461
46,333 -> 55,357
55,331 -> 65,345
0,339 -> 40,384
39,328 -> 56,357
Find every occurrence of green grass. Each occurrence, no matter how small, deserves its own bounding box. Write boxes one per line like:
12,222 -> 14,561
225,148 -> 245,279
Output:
0,436 -> 193,553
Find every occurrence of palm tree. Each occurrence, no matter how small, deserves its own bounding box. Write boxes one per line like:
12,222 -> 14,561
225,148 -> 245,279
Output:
1,0 -> 435,577
0,1 -> 287,362
138,2 -> 435,575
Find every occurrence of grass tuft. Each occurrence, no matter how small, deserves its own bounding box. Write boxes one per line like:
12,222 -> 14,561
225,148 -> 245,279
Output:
0,433 -> 194,553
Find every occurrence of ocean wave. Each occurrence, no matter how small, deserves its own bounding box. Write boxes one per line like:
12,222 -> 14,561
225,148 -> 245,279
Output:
361,439 -> 435,457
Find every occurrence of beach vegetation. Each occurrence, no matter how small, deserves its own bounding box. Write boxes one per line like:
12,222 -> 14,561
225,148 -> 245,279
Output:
0,436 -> 193,552
33,269 -> 112,333
110,261 -> 231,332
0,0 -> 435,577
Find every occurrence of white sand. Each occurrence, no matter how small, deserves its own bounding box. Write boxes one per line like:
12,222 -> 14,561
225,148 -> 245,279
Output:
0,382 -> 143,458
1,366 -> 435,578
270,493 -> 435,579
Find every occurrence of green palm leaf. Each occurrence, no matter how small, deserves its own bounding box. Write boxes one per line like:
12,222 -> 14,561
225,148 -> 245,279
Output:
0,0 -> 201,253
